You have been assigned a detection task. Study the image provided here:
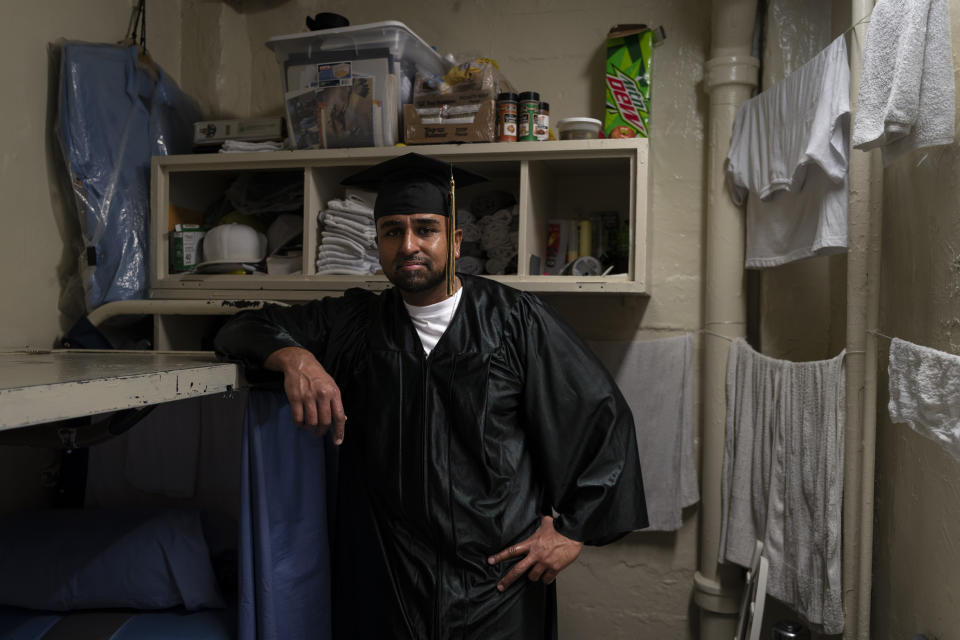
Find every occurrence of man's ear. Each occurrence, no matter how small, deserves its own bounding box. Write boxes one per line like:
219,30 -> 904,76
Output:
453,227 -> 463,258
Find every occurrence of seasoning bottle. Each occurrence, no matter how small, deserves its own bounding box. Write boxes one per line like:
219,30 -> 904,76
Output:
535,101 -> 550,141
496,92 -> 518,142
518,91 -> 540,141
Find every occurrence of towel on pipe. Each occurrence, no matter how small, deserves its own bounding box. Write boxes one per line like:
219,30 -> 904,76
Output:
588,335 -> 699,531
852,0 -> 955,165
888,337 -> 960,461
720,339 -> 845,634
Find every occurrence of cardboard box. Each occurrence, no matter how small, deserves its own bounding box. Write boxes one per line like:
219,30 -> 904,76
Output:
403,100 -> 496,144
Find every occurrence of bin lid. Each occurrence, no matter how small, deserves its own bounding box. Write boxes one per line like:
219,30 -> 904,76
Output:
266,21 -> 450,77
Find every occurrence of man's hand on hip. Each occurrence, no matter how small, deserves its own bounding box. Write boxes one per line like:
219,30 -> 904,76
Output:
265,346 -> 346,444
487,516 -> 583,591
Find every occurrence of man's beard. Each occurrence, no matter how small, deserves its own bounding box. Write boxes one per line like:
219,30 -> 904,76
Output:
389,258 -> 447,293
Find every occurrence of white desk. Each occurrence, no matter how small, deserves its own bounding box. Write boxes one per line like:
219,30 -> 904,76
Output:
0,350 -> 239,431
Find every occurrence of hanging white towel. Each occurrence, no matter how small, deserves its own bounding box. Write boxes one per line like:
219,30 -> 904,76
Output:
888,337 -> 960,461
726,36 -> 850,268
852,0 -> 955,165
720,339 -> 845,635
588,334 -> 699,531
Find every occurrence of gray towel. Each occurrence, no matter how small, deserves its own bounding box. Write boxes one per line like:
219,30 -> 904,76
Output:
720,339 -> 845,634
852,0 -> 955,165
588,334 -> 699,531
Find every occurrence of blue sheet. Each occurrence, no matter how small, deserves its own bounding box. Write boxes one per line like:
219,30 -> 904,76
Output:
57,43 -> 198,311
239,390 -> 333,640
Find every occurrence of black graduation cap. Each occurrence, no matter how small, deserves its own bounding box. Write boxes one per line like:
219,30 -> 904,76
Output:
341,153 -> 488,295
341,153 -> 487,219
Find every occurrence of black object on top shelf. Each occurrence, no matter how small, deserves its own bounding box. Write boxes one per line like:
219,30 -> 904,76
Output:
306,12 -> 349,31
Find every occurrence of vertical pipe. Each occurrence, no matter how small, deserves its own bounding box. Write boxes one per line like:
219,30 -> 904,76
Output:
696,1 -> 758,638
843,1 -> 879,637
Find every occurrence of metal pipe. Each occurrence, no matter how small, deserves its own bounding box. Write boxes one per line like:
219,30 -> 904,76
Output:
842,1 -> 880,637
696,1 -> 759,638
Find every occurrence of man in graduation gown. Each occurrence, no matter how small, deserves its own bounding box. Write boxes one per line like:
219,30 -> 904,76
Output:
215,153 -> 648,639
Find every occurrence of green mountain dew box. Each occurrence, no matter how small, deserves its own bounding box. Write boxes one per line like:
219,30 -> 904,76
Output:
605,24 -> 662,139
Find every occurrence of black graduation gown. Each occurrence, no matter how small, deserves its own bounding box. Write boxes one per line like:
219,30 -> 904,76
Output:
215,274 -> 648,640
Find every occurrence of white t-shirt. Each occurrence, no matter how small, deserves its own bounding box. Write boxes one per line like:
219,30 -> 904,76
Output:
403,287 -> 463,356
726,35 -> 850,268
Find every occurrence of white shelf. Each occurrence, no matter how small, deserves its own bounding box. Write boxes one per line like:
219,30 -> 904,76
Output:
151,139 -> 650,297
0,350 -> 239,431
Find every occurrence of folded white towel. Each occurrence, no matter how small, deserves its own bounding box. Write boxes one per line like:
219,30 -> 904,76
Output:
218,140 -> 285,153
326,199 -> 375,217
320,232 -> 372,254
316,258 -> 379,275
323,217 -> 377,241
720,339 -> 846,634
325,208 -> 376,226
889,338 -> 960,461
588,335 -> 699,531
852,0 -> 955,165
344,188 -> 377,210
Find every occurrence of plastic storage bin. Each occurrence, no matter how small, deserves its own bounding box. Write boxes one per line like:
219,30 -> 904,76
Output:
267,21 -> 451,148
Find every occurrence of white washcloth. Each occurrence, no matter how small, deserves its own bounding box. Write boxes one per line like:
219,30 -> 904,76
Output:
323,219 -> 376,243
727,35 -> 850,269
888,338 -> 960,461
316,258 -> 378,275
324,208 -> 376,226
720,339 -> 845,634
852,0 -> 955,165
588,334 -> 699,531
344,188 -> 377,210
326,198 -> 375,217
320,232 -> 372,254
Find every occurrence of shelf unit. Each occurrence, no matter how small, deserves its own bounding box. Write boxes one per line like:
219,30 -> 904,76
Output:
150,139 -> 649,300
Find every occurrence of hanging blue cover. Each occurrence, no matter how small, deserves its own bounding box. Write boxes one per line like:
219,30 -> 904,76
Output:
57,43 -> 199,311
238,390 -> 333,640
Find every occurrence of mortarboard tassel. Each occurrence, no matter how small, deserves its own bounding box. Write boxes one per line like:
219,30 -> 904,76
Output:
447,166 -> 456,296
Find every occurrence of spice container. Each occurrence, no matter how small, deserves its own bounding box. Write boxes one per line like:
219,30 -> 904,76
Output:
496,92 -> 518,142
557,117 -> 602,140
535,102 -> 550,141
518,91 -> 540,141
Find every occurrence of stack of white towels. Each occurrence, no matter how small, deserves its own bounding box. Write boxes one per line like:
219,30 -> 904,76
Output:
316,190 -> 379,275
456,205 -> 519,275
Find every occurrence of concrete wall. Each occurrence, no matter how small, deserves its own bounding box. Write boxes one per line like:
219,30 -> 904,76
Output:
192,1 -> 709,637
870,1 -> 960,636
0,0 -> 182,513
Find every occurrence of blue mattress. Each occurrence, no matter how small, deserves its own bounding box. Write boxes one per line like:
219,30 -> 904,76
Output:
0,606 -> 233,640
